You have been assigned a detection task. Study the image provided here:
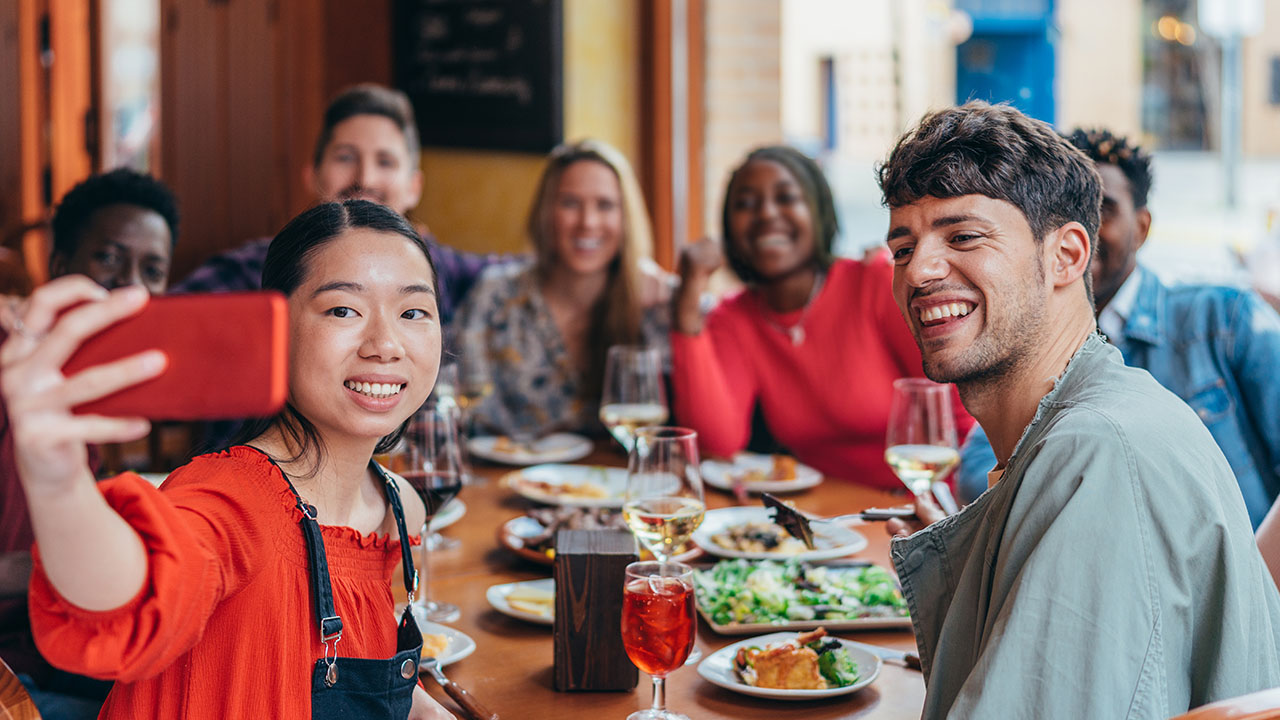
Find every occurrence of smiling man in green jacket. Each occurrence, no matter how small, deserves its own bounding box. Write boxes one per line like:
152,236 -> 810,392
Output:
878,101 -> 1280,719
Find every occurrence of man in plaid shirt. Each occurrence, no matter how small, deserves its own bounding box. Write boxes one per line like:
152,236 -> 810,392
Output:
172,84 -> 503,326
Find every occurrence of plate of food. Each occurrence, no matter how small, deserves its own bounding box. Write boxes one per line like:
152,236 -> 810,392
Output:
701,454 -> 822,494
416,619 -> 476,667
496,506 -> 702,565
502,464 -> 629,507
486,577 -> 555,625
468,433 -> 593,465
691,507 -> 866,561
693,558 -> 911,634
428,498 -> 465,532
697,628 -> 881,699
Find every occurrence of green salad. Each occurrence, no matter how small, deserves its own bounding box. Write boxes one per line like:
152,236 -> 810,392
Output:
694,559 -> 908,627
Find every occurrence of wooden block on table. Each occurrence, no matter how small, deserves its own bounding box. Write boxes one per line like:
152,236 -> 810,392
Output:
553,529 -> 639,692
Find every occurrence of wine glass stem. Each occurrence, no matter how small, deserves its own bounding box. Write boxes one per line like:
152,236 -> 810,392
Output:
650,675 -> 666,712
416,521 -> 431,608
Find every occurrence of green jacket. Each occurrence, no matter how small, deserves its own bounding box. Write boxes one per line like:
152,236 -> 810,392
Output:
892,333 -> 1280,719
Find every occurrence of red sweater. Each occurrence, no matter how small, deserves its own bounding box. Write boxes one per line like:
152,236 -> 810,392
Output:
28,447 -> 415,719
671,258 -> 972,490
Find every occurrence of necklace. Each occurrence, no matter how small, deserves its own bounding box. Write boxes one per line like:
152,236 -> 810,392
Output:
760,270 -> 826,346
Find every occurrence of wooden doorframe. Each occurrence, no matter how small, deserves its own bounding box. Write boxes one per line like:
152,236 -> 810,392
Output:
641,0 -> 704,271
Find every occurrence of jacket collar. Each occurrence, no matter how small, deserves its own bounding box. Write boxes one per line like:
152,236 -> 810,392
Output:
1119,266 -> 1167,347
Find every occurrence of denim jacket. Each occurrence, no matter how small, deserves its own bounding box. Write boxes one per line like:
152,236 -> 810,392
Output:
958,268 -> 1280,527
896,334 -> 1280,719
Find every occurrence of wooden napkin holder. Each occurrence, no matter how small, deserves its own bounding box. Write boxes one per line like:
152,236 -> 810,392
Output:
553,529 -> 639,692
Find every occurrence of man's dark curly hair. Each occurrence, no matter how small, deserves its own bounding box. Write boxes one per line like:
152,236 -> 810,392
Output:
1063,128 -> 1153,209
51,168 -> 179,261
721,145 -> 838,285
877,101 -> 1102,251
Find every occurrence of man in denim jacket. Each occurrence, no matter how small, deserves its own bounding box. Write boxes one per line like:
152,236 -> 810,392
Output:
881,102 -> 1280,719
955,129 -> 1280,527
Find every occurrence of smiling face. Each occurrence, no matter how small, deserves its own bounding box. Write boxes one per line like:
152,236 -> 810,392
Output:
1090,163 -> 1150,310
887,194 -> 1049,385
726,159 -> 816,282
54,204 -> 172,294
286,228 -> 441,445
310,115 -> 423,216
550,159 -> 625,277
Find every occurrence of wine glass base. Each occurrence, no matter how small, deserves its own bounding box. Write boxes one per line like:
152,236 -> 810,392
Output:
410,600 -> 460,624
426,532 -> 461,551
627,711 -> 690,720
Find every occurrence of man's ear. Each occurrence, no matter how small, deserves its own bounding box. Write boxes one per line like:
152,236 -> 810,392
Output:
48,251 -> 69,280
1135,207 -> 1152,250
1047,221 -> 1091,289
303,164 -> 320,199
406,166 -> 423,212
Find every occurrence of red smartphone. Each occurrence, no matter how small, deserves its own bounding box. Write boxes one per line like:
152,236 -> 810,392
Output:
62,292 -> 289,420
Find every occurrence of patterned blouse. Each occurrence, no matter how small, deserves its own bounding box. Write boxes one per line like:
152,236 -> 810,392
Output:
453,260 -> 670,438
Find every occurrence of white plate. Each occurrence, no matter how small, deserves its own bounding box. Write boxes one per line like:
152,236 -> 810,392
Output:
486,577 -> 555,625
417,620 -> 476,668
468,433 -> 593,465
428,498 -> 466,532
697,632 -> 881,700
691,507 -> 867,562
701,454 -> 822,494
502,464 -> 630,508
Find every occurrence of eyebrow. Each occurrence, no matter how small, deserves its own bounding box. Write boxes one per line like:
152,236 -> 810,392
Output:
312,281 -> 436,298
887,213 -> 990,241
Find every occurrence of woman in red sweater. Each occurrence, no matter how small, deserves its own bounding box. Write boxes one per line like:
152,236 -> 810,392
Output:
1,200 -> 453,719
671,146 -> 971,489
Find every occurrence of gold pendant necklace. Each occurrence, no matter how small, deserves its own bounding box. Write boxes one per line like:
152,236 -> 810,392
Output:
762,271 -> 825,347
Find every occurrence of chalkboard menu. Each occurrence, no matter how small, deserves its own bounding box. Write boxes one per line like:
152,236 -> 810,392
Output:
394,0 -> 563,153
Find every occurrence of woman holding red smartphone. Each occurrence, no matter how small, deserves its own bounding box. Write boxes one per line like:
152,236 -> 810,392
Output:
0,200 -> 454,719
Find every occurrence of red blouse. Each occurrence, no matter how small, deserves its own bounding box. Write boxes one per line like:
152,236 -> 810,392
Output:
28,446 -> 415,719
671,257 -> 973,489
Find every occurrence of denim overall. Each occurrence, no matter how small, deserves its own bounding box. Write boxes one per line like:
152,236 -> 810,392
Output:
281,461 -> 422,719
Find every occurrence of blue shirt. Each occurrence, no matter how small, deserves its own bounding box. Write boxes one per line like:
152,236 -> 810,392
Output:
958,267 -> 1280,527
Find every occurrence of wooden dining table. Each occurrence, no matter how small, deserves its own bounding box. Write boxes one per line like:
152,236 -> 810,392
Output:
413,446 -> 927,719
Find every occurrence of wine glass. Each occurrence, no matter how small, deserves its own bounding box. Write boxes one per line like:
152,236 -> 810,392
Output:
624,426 -> 704,664
621,561 -> 696,720
600,345 -> 668,453
884,378 -> 960,498
384,400 -> 464,623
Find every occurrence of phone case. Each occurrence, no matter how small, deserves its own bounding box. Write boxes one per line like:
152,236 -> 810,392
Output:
62,292 -> 289,420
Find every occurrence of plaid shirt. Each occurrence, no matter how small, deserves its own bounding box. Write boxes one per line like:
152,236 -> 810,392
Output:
172,233 -> 507,326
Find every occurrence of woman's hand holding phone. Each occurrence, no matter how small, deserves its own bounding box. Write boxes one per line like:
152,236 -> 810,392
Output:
2,278 -> 166,497
0,277 -> 161,610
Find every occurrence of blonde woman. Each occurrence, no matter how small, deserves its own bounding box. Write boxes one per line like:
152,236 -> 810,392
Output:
455,139 -> 669,439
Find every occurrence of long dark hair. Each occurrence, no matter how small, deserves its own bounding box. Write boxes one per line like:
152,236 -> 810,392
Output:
227,199 -> 439,474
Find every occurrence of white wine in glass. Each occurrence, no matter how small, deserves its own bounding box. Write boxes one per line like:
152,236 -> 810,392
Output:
600,345 -> 668,452
885,378 -> 959,497
622,427 -> 705,563
601,402 -> 669,451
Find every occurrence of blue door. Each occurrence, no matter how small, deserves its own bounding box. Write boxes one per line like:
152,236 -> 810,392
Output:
955,2 -> 1056,124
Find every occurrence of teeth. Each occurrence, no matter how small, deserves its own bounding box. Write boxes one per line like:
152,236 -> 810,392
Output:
573,238 -> 602,251
919,302 -> 975,323
757,233 -> 789,248
344,380 -> 404,399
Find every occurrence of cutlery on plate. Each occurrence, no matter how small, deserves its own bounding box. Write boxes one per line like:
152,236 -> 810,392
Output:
420,656 -> 498,720
840,639 -> 922,671
761,493 -> 914,550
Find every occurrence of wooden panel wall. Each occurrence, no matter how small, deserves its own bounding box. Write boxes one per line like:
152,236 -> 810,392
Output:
0,2 -> 21,249
159,0 -> 392,282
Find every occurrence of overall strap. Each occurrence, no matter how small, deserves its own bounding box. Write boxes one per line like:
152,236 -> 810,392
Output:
370,461 -> 418,597
251,447 -> 344,646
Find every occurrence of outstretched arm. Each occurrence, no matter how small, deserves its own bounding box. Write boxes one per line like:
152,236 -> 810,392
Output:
2,278 -> 164,610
